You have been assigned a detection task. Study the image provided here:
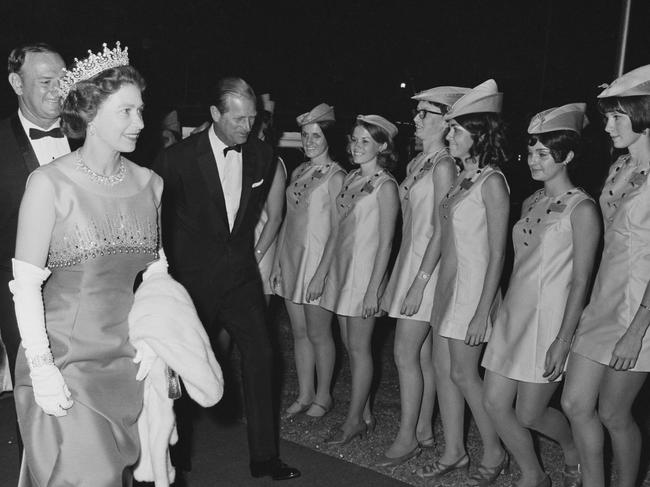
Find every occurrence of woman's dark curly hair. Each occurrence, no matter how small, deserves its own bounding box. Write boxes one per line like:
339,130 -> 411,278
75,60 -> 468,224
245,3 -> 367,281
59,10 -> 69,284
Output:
453,112 -> 508,168
348,120 -> 398,172
528,130 -> 581,164
61,65 -> 146,139
597,95 -> 650,134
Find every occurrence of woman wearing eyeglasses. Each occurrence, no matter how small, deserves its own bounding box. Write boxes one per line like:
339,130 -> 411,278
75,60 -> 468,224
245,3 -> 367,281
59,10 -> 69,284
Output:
376,86 -> 468,468
417,80 -> 509,486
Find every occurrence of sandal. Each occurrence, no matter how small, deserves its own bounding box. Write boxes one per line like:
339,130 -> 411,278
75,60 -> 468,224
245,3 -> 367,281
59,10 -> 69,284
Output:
282,400 -> 311,419
305,400 -> 332,419
417,436 -> 435,450
415,453 -> 469,480
467,451 -> 509,486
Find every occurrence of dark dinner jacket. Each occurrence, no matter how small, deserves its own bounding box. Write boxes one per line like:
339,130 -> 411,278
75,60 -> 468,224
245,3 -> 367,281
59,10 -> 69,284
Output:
153,128 -> 275,322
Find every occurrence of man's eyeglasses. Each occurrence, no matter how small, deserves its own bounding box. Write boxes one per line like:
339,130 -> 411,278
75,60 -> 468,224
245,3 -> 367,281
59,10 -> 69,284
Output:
416,109 -> 443,120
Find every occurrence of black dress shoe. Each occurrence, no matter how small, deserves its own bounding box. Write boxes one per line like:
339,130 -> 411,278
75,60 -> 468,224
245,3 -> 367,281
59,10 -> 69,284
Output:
250,458 -> 301,481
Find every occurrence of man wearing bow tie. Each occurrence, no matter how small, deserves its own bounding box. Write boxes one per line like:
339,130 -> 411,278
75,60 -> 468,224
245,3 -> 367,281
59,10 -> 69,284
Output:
154,77 -> 300,481
0,43 -> 74,386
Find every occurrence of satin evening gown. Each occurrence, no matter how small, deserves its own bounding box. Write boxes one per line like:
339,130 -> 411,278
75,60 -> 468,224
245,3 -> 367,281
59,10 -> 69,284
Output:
14,163 -> 160,487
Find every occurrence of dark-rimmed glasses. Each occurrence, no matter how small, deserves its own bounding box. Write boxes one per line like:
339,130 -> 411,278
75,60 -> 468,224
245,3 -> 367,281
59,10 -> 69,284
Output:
416,109 -> 443,119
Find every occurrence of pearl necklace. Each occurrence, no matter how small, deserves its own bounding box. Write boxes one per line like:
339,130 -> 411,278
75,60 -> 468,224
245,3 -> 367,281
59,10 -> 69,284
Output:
75,149 -> 126,186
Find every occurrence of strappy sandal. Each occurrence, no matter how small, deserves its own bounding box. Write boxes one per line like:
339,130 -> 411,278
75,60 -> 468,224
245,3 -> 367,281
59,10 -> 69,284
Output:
415,453 -> 469,480
282,400 -> 311,419
417,436 -> 435,450
467,451 -> 509,486
305,400 -> 332,419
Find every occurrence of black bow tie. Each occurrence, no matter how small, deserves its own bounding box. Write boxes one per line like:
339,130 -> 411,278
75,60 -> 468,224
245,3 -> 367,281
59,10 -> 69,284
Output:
29,127 -> 64,140
223,145 -> 242,157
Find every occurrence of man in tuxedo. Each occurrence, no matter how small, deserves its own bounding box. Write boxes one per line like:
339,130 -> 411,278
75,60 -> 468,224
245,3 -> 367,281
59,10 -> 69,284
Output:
0,43 -> 72,385
153,77 -> 300,481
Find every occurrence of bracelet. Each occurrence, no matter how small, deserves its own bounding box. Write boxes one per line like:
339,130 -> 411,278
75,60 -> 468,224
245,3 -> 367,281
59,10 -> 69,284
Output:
555,336 -> 571,344
640,302 -> 650,311
26,351 -> 54,370
417,270 -> 431,281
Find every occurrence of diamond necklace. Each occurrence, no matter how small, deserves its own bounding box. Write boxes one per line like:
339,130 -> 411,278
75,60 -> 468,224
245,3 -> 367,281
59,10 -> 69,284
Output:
75,149 -> 126,186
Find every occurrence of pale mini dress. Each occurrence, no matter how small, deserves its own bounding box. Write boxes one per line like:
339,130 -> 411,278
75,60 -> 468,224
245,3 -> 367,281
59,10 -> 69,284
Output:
382,149 -> 453,322
254,158 -> 287,295
274,161 -> 345,304
573,155 -> 650,370
14,162 -> 160,486
432,165 -> 508,340
483,188 -> 593,382
320,169 -> 398,317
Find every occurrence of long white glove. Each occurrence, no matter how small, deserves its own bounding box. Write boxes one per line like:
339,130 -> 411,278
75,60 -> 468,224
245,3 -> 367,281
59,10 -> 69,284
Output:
133,248 -> 169,381
9,258 -> 73,416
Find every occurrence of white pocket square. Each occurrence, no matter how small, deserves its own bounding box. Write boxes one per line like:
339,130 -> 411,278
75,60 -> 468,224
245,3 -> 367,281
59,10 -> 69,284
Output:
251,179 -> 264,188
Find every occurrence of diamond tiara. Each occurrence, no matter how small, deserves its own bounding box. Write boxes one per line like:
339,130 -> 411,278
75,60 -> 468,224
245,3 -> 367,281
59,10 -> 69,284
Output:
58,42 -> 129,98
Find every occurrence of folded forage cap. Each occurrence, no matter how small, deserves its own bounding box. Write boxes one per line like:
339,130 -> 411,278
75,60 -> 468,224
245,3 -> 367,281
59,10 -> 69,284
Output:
296,103 -> 335,126
445,79 -> 503,120
356,114 -> 398,139
412,86 -> 471,108
598,64 -> 650,98
528,103 -> 588,135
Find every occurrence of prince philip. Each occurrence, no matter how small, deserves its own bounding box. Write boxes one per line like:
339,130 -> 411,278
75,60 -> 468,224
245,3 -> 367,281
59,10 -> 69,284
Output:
153,77 -> 300,481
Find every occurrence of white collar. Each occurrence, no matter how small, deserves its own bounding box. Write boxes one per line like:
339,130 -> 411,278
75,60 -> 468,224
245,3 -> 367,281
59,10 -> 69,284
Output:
17,109 -> 61,133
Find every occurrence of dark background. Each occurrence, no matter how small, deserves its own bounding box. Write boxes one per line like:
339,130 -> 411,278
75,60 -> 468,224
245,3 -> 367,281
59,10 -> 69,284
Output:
1,0 -> 649,197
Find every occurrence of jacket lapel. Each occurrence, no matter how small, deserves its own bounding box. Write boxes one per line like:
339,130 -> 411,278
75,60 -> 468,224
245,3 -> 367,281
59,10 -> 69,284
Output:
231,143 -> 256,235
196,131 -> 229,231
10,114 -> 39,173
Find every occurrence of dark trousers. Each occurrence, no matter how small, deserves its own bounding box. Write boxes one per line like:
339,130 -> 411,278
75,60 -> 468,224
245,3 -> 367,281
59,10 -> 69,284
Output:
177,277 -> 277,465
0,269 -> 19,384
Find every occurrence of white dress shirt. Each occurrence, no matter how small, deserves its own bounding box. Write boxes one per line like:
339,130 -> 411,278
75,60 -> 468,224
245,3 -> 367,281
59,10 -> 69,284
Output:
208,126 -> 242,231
18,110 -> 70,166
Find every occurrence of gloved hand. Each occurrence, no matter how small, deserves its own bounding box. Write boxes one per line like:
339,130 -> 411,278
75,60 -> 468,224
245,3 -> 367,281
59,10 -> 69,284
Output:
10,258 -> 75,416
133,340 -> 158,381
30,363 -> 74,416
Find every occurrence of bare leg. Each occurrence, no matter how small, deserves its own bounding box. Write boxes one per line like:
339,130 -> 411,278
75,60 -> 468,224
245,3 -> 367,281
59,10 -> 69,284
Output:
432,330 -> 466,464
416,328 -> 435,443
484,371 -> 552,486
304,304 -> 335,414
516,382 -> 579,467
339,315 -> 375,434
384,319 -> 431,457
598,367 -> 646,487
284,300 -> 315,410
562,353 -> 607,487
449,339 -> 504,467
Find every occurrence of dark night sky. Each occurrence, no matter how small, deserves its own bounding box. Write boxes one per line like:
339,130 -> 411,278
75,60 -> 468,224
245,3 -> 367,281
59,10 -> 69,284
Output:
0,0 -> 648,183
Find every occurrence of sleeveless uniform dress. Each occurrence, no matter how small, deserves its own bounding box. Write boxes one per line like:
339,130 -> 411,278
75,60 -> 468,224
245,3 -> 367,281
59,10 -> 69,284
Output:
573,155 -> 650,370
433,166 -> 508,340
483,188 -> 593,382
382,150 -> 452,322
320,169 -> 397,317
275,161 -> 345,304
254,158 -> 287,295
14,163 -> 160,486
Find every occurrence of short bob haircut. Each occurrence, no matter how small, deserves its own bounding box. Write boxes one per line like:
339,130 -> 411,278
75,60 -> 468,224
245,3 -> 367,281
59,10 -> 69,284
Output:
348,119 -> 398,171
300,119 -> 345,162
61,65 -> 146,139
452,112 -> 508,168
528,130 -> 581,164
597,95 -> 650,133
